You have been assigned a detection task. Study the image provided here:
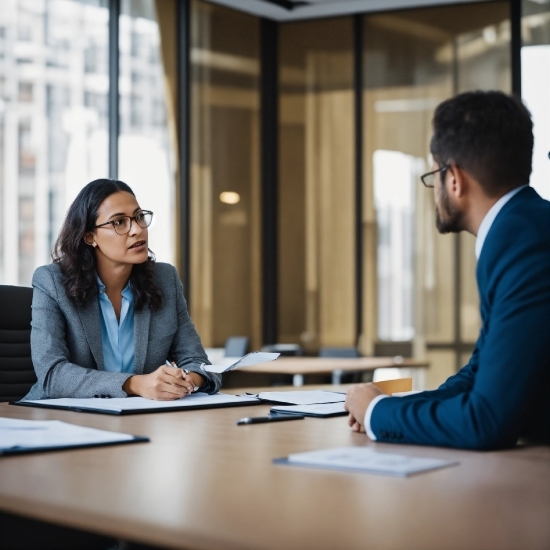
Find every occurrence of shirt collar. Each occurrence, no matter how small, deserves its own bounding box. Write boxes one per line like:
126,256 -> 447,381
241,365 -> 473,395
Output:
96,275 -> 133,300
475,185 -> 528,260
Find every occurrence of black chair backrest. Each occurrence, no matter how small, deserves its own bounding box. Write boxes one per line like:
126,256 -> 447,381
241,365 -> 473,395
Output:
0,285 -> 36,401
224,336 -> 249,358
318,347 -> 360,358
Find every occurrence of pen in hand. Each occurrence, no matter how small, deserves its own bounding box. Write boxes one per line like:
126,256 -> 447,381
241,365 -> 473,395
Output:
165,360 -> 199,394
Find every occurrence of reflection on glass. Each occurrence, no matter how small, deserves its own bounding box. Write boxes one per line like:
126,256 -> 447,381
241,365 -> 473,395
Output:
0,0 -> 109,285
119,0 -> 175,264
522,0 -> 550,200
374,150 -> 420,341
364,3 -> 510,383
279,18 -> 355,351
190,1 -> 261,349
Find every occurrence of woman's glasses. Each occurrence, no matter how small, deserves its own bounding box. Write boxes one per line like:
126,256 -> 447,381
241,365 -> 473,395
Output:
94,211 -> 154,235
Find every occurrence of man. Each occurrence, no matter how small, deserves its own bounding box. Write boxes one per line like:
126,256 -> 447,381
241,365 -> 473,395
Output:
345,91 -> 550,450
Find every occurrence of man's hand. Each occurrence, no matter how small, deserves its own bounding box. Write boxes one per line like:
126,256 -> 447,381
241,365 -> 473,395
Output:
344,383 -> 385,433
123,365 -> 189,400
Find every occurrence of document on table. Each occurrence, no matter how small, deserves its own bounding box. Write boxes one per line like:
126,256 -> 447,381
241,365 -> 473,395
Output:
271,402 -> 347,417
14,392 -> 260,416
275,446 -> 459,477
0,417 -> 148,455
257,390 -> 345,405
204,351 -> 280,374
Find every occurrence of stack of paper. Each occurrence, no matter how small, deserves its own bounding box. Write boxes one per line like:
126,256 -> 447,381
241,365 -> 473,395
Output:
0,417 -> 147,455
252,390 -> 346,417
257,390 -> 345,405
276,446 -> 459,477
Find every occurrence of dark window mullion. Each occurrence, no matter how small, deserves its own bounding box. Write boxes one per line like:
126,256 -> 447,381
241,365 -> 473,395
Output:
261,18 -> 279,346
354,14 -> 364,345
108,0 -> 120,179
177,0 -> 191,299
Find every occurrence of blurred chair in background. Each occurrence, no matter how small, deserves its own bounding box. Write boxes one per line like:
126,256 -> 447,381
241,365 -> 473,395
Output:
261,343 -> 302,356
318,346 -> 363,384
224,336 -> 249,358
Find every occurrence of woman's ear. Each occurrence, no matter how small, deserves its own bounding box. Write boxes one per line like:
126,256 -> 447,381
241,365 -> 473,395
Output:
83,233 -> 96,247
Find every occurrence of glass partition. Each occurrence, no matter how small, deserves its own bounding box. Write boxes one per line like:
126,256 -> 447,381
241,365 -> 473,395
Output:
363,3 -> 511,388
278,17 -> 355,352
190,1 -> 261,349
0,0 -> 109,285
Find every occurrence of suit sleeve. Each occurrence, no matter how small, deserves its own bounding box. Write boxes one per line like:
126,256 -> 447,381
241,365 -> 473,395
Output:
168,266 -> 221,394
29,267 -> 131,399
371,217 -> 550,450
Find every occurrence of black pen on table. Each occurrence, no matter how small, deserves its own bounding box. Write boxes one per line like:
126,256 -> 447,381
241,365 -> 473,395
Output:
237,414 -> 305,425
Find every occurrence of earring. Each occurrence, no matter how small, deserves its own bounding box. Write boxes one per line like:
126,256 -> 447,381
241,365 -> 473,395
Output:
92,242 -> 97,248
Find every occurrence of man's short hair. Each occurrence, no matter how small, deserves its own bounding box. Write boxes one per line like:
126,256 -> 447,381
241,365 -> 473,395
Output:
430,91 -> 533,197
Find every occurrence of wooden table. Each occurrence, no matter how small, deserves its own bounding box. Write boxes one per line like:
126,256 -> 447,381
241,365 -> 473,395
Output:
235,356 -> 429,385
0,389 -> 548,550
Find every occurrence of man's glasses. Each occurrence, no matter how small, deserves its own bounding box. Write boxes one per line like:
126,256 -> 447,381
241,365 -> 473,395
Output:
95,211 -> 154,235
421,165 -> 449,188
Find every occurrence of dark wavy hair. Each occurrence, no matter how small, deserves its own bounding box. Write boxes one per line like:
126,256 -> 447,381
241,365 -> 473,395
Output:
52,179 -> 162,311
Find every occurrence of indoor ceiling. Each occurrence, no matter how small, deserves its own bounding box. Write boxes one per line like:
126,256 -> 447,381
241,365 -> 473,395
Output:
204,0 -> 494,22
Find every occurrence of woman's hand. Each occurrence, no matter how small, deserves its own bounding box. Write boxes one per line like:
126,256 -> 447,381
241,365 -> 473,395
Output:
183,370 -> 206,393
123,365 -> 190,400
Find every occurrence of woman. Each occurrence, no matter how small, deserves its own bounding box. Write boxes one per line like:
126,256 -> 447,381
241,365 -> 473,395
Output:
24,179 -> 220,400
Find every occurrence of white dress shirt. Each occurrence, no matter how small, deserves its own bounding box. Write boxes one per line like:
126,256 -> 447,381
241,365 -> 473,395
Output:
364,184 -> 529,440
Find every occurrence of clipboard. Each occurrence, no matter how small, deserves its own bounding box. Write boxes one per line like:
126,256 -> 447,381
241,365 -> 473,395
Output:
0,417 -> 149,456
11,392 -> 260,416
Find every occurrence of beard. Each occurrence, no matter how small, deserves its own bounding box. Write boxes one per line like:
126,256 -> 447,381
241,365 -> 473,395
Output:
435,183 -> 465,234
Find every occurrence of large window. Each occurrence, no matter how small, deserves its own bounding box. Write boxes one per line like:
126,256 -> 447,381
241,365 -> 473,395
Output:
522,0 -> 550,201
0,0 -> 109,286
119,0 -> 176,264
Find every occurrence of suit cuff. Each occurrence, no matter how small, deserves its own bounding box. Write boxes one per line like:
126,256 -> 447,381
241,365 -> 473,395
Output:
364,394 -> 390,441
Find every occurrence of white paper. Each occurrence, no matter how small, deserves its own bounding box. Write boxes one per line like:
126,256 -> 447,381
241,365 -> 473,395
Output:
204,351 -> 280,373
259,390 -> 345,405
0,417 -> 133,451
286,446 -> 458,477
271,402 -> 346,416
23,392 -> 259,413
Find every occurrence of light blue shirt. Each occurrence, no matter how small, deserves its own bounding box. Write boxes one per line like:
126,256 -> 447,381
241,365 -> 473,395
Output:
475,185 -> 529,260
97,276 -> 135,373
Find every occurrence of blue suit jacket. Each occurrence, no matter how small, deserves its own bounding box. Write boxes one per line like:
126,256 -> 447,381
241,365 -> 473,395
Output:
371,186 -> 550,450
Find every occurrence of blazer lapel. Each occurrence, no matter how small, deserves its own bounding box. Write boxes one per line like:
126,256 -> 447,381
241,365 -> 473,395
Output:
134,305 -> 151,374
77,300 -> 104,371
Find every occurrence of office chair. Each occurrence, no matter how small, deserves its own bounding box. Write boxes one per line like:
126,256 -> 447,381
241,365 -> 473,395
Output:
0,285 -> 37,401
318,347 -> 360,358
318,346 -> 362,384
224,336 -> 249,357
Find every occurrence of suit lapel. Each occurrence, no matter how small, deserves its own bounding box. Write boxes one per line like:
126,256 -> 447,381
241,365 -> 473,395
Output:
134,305 -> 151,374
77,300 -> 104,371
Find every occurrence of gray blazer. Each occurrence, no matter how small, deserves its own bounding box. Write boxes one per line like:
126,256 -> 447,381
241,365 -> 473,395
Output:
24,262 -> 221,399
